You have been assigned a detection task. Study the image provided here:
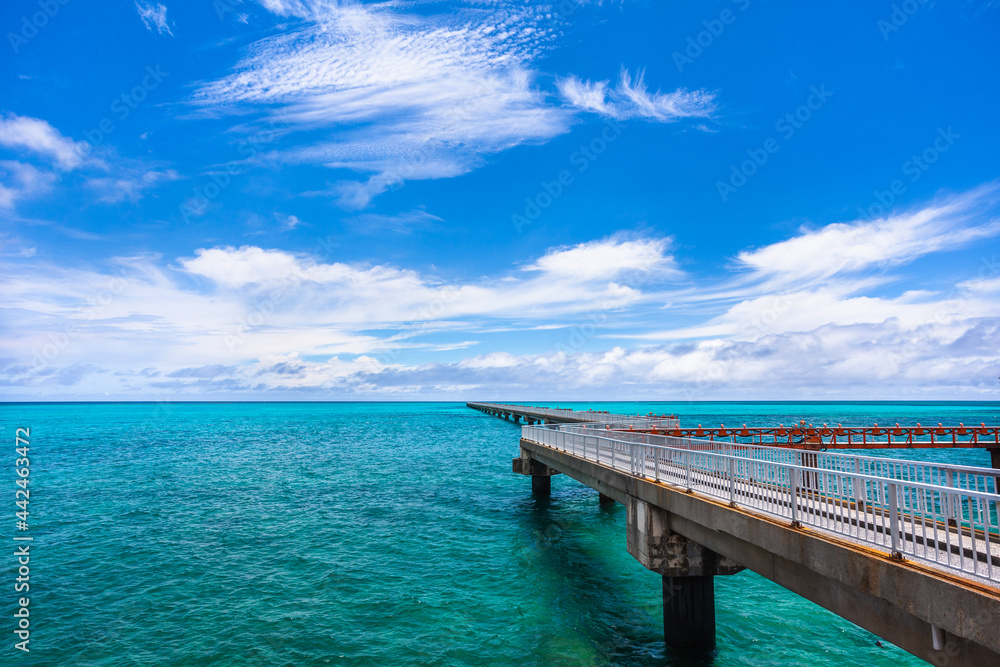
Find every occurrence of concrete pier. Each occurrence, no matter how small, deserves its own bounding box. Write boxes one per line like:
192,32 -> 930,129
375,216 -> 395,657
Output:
531,475 -> 550,495
472,402 -> 1000,663
512,449 -> 559,497
513,434 -> 1000,665
625,495 -> 744,650
663,575 -> 715,650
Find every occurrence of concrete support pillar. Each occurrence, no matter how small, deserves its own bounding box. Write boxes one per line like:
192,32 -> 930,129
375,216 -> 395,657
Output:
513,451 -> 559,496
532,475 -> 551,495
663,574 -> 715,650
625,495 -> 743,652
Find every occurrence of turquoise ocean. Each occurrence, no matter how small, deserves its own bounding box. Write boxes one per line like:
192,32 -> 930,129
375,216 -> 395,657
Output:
2,401 -> 999,667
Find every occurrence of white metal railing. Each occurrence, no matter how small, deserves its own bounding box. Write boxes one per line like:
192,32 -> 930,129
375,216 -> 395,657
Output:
522,423 -> 1000,586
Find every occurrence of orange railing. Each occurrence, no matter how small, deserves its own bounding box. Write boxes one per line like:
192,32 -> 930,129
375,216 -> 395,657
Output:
631,422 -> 1000,449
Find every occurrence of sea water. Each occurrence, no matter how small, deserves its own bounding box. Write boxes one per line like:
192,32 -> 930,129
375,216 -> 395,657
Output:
2,401 -> 998,666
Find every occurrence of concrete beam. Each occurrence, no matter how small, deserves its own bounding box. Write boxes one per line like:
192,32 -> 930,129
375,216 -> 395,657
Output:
513,450 -> 561,496
626,496 -> 743,577
512,457 -> 559,477
520,438 -> 1000,666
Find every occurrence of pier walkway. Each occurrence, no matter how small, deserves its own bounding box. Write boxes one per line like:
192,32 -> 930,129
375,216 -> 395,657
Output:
469,402 -> 1000,665
466,402 -> 677,428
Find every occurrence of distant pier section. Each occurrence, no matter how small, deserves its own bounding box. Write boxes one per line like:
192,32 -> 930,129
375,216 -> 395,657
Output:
465,402 -> 678,428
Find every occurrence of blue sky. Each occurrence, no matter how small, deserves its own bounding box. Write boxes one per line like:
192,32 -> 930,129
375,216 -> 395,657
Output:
1,0 -> 999,400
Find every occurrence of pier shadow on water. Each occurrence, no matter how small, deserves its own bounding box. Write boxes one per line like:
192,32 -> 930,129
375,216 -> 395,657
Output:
515,487 -> 718,667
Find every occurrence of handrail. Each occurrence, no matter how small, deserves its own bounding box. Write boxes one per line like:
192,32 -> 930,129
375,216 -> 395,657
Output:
537,426 -> 1000,499
552,423 -> 1000,481
633,423 -> 1000,448
522,422 -> 1000,586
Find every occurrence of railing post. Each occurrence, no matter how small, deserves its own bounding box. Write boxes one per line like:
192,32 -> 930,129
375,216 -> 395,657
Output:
655,447 -> 660,481
686,450 -> 692,491
945,470 -> 957,526
612,442 -> 616,469
888,482 -> 902,557
853,457 -> 863,511
790,466 -> 799,526
728,453 -> 736,506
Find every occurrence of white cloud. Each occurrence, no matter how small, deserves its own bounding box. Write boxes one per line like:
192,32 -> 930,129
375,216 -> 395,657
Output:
277,213 -> 302,230
181,246 -> 313,288
193,2 -> 711,208
86,169 -> 180,203
136,1 -> 173,36
0,161 -> 56,208
5,187 -> 1000,398
557,69 -> 716,121
556,76 -> 613,115
735,184 -> 1000,287
526,235 -> 683,282
0,114 -> 176,209
346,209 -> 442,234
0,114 -> 89,170
176,234 -> 676,319
0,234 -> 677,393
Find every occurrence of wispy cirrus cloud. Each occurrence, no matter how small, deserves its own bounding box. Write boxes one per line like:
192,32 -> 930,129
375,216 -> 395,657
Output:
135,1 -> 173,36
557,69 -> 716,121
735,183 -> 1000,287
346,208 -> 442,235
86,168 -> 181,203
193,1 -> 714,208
0,161 -> 57,209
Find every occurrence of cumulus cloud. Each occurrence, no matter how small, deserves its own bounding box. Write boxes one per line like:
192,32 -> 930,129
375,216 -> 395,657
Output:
0,233 -> 678,394
0,113 -> 176,209
176,234 -> 677,319
4,187 -> 999,398
526,235 -> 683,282
0,113 -> 89,169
